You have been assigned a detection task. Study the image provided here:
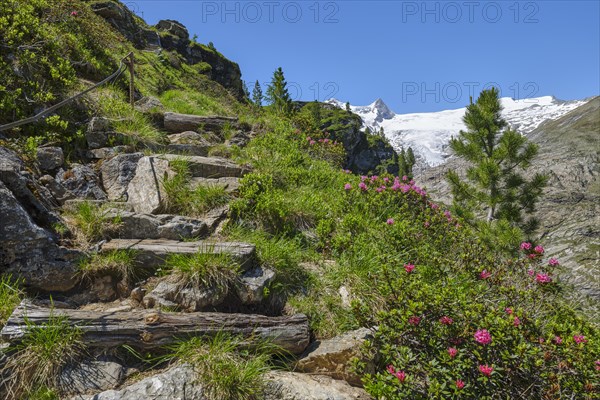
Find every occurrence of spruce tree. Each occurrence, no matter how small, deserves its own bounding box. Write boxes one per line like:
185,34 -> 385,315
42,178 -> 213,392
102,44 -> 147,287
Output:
242,80 -> 250,100
266,67 -> 293,116
446,88 -> 547,234
345,102 -> 351,112
252,80 -> 263,107
398,147 -> 415,179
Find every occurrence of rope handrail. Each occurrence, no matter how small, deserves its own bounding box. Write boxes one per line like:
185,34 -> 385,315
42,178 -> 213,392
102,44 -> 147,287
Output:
0,52 -> 133,132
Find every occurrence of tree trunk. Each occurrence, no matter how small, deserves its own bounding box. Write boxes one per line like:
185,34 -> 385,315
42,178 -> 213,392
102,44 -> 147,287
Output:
1,301 -> 310,354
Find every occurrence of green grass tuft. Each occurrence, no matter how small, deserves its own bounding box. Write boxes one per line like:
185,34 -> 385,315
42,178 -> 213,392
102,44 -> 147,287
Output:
62,201 -> 122,244
162,251 -> 239,289
167,332 -> 275,400
77,250 -> 138,283
0,275 -> 23,328
1,312 -> 85,398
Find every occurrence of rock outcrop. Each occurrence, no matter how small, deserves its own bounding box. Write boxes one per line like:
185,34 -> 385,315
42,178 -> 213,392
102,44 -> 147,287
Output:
0,147 -> 80,292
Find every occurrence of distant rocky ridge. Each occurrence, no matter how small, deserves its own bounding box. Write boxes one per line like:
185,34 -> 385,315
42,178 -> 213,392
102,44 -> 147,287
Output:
328,96 -> 590,167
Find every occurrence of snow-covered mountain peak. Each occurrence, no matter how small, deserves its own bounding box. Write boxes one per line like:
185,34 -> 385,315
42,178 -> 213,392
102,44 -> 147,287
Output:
328,96 -> 589,166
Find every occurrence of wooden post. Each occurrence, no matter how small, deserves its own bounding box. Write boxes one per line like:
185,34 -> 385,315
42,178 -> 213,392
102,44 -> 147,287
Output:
128,52 -> 135,108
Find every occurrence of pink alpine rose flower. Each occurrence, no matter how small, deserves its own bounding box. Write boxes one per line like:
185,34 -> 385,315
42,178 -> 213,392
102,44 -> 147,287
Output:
404,263 -> 415,273
447,347 -> 458,358
505,307 -> 513,315
573,335 -> 587,344
553,336 -> 563,344
439,316 -> 453,325
479,270 -> 491,279
535,273 -> 552,284
513,316 -> 521,327
386,218 -> 394,225
344,183 -> 352,191
520,242 -> 532,251
548,258 -> 560,267
478,364 -> 493,377
534,245 -> 544,254
358,182 -> 368,191
408,316 -> 421,326
474,329 -> 492,345
455,379 -> 465,389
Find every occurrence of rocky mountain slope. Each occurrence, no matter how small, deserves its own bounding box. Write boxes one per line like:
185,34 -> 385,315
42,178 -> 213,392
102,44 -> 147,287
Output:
328,96 -> 590,166
419,97 -> 600,303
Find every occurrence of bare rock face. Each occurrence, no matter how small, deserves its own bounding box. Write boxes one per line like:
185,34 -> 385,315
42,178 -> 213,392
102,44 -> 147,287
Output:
73,364 -> 207,400
264,371 -> 372,400
126,156 -> 174,214
296,328 -> 374,386
100,152 -> 143,201
0,146 -> 80,292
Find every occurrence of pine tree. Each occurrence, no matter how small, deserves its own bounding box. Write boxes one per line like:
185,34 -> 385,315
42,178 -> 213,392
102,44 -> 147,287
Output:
446,88 -> 547,234
266,67 -> 292,116
345,102 -> 351,112
252,80 -> 263,107
406,147 -> 415,176
308,101 -> 322,129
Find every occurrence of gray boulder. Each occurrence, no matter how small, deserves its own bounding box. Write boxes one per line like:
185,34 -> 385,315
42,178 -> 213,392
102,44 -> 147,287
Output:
264,371 -> 372,400
126,156 -> 174,214
236,266 -> 275,305
39,175 -> 74,205
59,360 -> 125,394
143,274 -> 228,312
100,153 -> 143,201
103,209 -> 209,240
36,146 -> 64,172
56,164 -> 108,200
72,364 -> 206,400
296,328 -> 374,386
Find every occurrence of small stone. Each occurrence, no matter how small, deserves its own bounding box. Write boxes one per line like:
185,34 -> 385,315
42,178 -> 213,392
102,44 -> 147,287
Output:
59,360 -> 124,394
36,147 -> 64,172
236,266 -> 275,305
86,117 -> 112,149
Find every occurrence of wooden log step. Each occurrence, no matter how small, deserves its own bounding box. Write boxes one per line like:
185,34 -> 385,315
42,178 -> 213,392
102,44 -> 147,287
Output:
1,301 -> 310,354
160,154 -> 249,178
100,239 -> 257,271
164,112 -> 238,134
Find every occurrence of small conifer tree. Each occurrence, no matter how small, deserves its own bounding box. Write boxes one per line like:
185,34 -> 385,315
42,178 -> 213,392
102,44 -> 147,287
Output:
447,88 -> 547,234
266,67 -> 293,116
252,80 -> 263,108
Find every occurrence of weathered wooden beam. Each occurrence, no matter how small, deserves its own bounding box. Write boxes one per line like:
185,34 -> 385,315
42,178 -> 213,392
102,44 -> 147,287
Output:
1,301 -> 310,354
163,112 -> 238,134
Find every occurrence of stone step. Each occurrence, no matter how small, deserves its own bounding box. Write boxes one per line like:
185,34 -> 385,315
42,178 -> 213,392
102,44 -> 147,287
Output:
165,143 -> 210,157
190,176 -> 240,194
103,209 -> 210,240
163,112 -> 238,134
100,239 -> 257,271
160,154 -> 249,178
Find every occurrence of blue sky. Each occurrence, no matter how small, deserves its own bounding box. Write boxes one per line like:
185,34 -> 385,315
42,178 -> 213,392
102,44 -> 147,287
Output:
133,1 -> 600,113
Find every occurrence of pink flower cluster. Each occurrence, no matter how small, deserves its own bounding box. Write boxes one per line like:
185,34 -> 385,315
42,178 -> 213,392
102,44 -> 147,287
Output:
386,218 -> 395,225
455,379 -> 465,389
478,364 -> 493,377
447,347 -> 458,358
404,263 -> 415,273
479,270 -> 491,280
548,258 -> 560,267
408,316 -> 421,326
306,136 -> 340,146
535,273 -> 552,284
386,365 -> 406,382
439,316 -> 453,325
474,329 -> 492,345
573,335 -> 587,344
